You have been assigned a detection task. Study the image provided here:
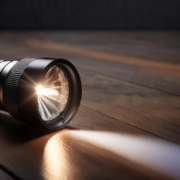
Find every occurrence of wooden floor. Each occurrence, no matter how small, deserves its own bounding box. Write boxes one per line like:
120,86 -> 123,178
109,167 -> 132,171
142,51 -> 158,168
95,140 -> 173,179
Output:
0,31 -> 180,180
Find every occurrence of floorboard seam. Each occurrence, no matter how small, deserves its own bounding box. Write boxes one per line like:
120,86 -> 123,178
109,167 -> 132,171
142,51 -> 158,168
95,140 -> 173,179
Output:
0,164 -> 22,180
79,66 -> 180,98
81,104 -> 159,138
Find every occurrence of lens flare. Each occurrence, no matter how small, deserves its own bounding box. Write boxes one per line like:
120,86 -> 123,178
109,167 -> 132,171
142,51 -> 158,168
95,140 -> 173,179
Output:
37,65 -> 69,121
36,85 -> 59,96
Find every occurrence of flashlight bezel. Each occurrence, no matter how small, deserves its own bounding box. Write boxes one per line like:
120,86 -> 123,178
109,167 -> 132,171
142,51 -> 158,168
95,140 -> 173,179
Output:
17,58 -> 82,130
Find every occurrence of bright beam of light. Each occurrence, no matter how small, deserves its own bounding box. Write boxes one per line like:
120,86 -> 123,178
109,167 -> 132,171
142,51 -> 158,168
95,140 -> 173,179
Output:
42,132 -> 70,180
36,85 -> 59,96
71,130 -> 180,179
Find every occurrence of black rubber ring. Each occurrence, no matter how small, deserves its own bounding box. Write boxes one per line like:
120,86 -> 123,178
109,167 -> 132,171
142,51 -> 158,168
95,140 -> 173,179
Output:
3,58 -> 36,118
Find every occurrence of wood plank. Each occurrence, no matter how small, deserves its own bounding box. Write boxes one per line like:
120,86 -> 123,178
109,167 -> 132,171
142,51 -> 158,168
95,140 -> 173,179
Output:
2,31 -> 180,64
26,38 -> 180,71
16,31 -> 180,96
72,130 -> 180,180
1,33 -> 180,97
0,109 -> 170,180
70,105 -> 149,136
78,68 -> 180,144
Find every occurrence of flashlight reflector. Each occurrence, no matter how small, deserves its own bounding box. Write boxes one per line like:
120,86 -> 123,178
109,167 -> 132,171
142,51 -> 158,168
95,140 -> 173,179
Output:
37,65 -> 69,121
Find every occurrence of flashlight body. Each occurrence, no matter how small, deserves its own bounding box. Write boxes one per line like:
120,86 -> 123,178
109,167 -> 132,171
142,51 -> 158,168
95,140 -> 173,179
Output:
0,58 -> 82,130
0,60 -> 18,111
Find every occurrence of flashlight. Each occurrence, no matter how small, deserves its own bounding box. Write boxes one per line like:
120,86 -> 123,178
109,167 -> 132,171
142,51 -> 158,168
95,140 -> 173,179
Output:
0,58 -> 82,130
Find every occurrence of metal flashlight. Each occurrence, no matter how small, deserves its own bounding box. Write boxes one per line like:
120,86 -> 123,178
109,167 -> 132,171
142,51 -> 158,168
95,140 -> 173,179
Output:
0,58 -> 82,130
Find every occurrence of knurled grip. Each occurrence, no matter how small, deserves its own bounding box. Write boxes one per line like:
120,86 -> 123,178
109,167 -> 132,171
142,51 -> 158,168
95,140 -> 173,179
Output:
3,58 -> 36,118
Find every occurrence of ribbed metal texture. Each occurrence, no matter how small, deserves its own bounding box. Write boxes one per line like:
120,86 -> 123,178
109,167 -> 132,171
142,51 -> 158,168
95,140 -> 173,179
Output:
3,58 -> 36,118
0,60 -> 18,109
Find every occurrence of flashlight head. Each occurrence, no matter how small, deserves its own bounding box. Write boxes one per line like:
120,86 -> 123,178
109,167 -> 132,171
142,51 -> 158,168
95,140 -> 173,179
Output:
3,58 -> 82,130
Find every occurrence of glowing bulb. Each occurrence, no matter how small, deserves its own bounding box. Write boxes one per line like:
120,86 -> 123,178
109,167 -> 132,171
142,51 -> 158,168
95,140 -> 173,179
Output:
36,85 -> 43,95
36,85 -> 59,96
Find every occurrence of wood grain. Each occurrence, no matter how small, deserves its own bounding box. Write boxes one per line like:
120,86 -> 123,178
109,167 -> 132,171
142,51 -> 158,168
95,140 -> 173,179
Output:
0,110 -> 170,180
1,32 -> 179,95
22,31 -> 180,96
79,68 -> 180,144
0,31 -> 179,179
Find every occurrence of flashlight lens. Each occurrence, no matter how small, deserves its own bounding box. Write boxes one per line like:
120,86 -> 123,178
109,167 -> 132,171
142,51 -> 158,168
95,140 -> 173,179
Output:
37,65 -> 69,121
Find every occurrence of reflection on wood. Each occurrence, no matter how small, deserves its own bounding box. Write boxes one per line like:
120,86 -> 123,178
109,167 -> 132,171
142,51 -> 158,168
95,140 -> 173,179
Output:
42,130 -> 170,180
72,130 -> 180,179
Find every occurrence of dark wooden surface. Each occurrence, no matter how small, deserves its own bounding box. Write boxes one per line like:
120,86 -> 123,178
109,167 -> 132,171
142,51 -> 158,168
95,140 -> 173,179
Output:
0,31 -> 180,179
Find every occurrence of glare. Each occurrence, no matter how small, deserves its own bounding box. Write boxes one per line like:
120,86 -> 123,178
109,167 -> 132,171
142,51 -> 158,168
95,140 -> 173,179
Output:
42,131 -> 70,180
71,130 -> 180,179
36,85 -> 59,96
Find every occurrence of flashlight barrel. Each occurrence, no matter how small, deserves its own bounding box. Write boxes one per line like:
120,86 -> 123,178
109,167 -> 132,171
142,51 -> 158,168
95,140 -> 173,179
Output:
0,60 -> 18,111
0,57 -> 82,130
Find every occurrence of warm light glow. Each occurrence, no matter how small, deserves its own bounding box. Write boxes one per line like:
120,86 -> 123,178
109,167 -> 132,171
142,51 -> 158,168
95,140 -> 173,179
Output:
71,130 -> 180,179
36,85 -> 59,96
37,65 -> 69,121
42,131 -> 71,180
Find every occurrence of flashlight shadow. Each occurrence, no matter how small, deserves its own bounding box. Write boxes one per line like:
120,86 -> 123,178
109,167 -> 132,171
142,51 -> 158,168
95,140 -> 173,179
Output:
0,111 -> 74,143
0,104 -> 152,144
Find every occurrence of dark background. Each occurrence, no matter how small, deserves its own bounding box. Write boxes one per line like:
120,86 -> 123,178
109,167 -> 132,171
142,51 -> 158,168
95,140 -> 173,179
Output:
0,0 -> 180,29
